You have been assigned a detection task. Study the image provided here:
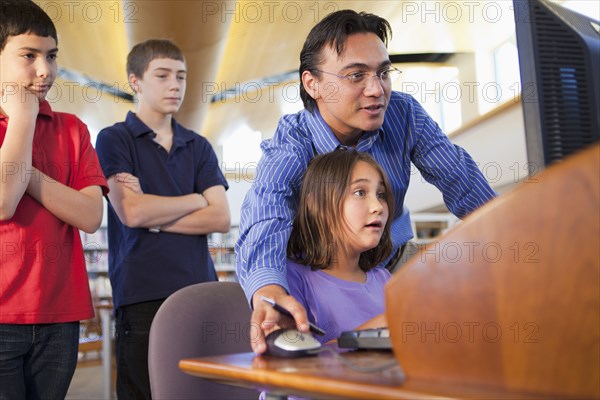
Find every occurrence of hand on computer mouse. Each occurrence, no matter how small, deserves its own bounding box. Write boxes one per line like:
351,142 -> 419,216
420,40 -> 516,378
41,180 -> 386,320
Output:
263,328 -> 322,358
250,286 -> 311,354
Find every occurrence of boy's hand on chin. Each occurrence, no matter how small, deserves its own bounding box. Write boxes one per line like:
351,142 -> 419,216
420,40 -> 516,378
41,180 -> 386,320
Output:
1,83 -> 39,119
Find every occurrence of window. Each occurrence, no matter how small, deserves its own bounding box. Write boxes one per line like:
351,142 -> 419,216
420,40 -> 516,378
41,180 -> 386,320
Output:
476,37 -> 520,115
493,39 -> 521,104
394,66 -> 462,133
221,127 -> 262,178
559,0 -> 599,20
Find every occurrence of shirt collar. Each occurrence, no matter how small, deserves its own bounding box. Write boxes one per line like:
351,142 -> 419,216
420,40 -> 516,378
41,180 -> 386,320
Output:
38,100 -> 53,119
304,108 -> 382,154
124,111 -> 196,148
125,111 -> 154,137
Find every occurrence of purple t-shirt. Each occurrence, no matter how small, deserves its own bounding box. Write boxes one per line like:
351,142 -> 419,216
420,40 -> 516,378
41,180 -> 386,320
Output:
286,260 -> 391,344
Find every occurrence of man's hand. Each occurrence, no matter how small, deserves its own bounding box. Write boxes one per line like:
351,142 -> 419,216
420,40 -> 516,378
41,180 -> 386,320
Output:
250,285 -> 310,354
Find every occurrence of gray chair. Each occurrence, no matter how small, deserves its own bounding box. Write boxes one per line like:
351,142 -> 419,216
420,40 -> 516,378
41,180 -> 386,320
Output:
148,281 -> 257,399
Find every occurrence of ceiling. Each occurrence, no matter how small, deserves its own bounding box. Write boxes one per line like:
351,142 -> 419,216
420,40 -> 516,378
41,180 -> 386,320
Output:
42,0 -> 520,148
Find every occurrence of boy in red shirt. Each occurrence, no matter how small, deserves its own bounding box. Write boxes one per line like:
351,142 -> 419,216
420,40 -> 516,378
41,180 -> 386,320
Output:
0,1 -> 108,398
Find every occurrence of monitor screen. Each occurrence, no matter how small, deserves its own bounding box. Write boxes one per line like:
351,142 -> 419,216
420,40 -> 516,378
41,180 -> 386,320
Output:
513,0 -> 600,173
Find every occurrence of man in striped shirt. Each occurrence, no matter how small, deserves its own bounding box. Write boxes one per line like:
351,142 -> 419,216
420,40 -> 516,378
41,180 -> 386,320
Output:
235,9 -> 496,354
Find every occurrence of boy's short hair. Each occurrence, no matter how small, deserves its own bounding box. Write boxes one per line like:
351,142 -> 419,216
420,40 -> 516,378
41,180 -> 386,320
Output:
126,39 -> 185,78
0,0 -> 58,51
287,149 -> 395,272
299,10 -> 392,112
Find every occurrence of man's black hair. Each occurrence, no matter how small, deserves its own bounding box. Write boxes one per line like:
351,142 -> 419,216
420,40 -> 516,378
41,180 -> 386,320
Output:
299,10 -> 391,112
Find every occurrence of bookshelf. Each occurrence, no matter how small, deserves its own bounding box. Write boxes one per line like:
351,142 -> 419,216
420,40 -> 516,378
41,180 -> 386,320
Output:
81,227 -> 112,300
208,226 -> 238,282
78,227 -> 112,367
411,213 -> 459,244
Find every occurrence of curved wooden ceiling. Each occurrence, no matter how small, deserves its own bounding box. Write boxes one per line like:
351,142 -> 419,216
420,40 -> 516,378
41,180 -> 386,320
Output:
42,0 -> 517,144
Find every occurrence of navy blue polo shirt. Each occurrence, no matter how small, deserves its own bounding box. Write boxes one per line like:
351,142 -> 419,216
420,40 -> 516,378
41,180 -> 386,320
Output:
95,112 -> 228,309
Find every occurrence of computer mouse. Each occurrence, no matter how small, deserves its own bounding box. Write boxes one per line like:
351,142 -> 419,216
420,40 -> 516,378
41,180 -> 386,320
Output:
264,328 -> 322,358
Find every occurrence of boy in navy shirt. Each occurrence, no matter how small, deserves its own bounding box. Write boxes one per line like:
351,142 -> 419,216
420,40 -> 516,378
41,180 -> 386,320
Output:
96,39 -> 230,399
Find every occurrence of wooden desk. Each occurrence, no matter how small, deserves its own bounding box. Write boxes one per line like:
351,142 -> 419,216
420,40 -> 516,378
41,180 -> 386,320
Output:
179,346 -> 549,399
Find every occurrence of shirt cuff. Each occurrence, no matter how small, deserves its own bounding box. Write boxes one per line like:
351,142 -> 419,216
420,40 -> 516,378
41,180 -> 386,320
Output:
391,206 -> 414,247
243,267 -> 290,308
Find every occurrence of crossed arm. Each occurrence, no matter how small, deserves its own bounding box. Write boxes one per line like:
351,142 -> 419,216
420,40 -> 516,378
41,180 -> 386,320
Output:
0,111 -> 36,220
106,172 -> 230,235
0,96 -> 103,231
26,170 -> 103,233
0,162 -> 103,233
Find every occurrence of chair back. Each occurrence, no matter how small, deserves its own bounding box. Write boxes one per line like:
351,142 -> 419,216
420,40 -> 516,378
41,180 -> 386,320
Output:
149,281 -> 257,399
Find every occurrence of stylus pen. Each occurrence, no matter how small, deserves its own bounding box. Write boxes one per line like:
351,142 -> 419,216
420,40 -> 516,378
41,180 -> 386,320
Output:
261,296 -> 325,336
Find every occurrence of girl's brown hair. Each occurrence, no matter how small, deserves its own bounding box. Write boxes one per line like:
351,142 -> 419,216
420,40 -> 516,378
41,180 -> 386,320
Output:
287,150 -> 394,272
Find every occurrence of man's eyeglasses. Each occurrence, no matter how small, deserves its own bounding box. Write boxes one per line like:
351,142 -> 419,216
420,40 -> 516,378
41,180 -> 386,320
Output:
313,66 -> 402,85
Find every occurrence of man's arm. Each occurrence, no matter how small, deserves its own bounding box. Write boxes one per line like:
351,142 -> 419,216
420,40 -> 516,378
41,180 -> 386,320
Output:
235,135 -> 315,353
238,202 -> 309,354
26,168 -> 103,233
106,173 -> 205,229
406,95 -> 496,217
0,86 -> 39,220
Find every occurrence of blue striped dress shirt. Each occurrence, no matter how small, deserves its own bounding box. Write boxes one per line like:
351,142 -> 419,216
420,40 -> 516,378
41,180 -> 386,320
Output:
235,91 -> 497,302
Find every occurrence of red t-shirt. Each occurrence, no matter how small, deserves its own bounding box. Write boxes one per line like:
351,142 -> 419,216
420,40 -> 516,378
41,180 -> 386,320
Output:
0,101 -> 108,323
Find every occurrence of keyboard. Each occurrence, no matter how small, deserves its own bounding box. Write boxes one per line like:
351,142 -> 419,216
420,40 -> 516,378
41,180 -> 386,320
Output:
337,327 -> 392,350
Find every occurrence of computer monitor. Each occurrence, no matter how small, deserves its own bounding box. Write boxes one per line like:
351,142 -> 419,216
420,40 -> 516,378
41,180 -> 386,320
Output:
513,0 -> 600,173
